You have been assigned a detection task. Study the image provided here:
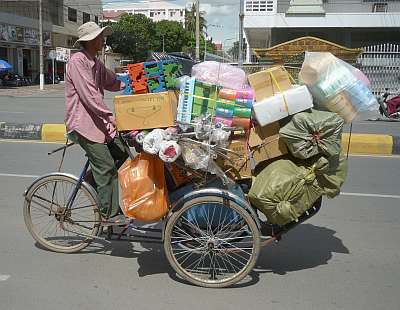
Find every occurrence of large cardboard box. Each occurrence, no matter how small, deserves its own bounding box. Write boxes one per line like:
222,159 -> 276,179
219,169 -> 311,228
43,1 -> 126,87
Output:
115,91 -> 178,130
247,66 -> 292,102
248,122 -> 288,163
220,139 -> 252,180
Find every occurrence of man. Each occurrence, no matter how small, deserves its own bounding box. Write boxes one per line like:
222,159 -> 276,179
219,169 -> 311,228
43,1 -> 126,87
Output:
65,22 -> 128,219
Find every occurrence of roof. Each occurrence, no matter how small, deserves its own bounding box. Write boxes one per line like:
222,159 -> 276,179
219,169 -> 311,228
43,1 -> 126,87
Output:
254,36 -> 362,63
103,1 -> 184,11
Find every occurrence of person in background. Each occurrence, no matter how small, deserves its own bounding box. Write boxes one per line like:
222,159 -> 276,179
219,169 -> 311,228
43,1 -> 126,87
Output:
65,22 -> 128,220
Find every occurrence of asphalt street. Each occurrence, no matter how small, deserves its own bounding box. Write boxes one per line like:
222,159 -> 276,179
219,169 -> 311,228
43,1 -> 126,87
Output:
0,87 -> 399,136
0,140 -> 399,310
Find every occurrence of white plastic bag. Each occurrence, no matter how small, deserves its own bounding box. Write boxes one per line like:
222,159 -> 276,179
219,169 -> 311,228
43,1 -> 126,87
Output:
143,129 -> 166,155
191,61 -> 247,90
159,141 -> 181,163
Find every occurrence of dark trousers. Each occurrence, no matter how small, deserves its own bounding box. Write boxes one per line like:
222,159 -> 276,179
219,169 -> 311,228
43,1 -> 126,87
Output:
71,132 -> 128,218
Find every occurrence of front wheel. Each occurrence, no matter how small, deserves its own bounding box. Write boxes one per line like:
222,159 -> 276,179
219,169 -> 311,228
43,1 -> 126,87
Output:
23,174 -> 101,253
164,194 -> 260,288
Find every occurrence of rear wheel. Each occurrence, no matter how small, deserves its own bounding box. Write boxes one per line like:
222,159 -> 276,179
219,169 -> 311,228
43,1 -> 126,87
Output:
164,195 -> 260,288
23,174 -> 101,253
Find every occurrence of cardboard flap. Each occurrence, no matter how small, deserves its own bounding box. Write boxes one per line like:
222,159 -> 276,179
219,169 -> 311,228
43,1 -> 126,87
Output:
248,122 -> 280,148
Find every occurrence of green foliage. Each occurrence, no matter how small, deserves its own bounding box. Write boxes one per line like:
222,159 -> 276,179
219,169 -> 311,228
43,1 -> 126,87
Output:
106,11 -> 216,61
107,13 -> 155,62
153,20 -> 190,53
184,3 -> 207,34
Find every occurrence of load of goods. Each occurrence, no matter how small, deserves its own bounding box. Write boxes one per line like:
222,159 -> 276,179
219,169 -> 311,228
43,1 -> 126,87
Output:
114,52 -> 377,226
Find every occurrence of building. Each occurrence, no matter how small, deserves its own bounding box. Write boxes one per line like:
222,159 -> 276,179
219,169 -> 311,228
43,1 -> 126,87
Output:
102,1 -> 185,25
243,0 -> 400,62
0,0 -> 101,79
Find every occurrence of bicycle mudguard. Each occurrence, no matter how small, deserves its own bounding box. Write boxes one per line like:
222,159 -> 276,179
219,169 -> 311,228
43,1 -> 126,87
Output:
23,172 -> 100,208
163,187 -> 261,240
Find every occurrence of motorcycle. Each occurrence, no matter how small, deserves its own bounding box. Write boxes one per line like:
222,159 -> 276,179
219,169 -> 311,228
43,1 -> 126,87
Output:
377,91 -> 400,119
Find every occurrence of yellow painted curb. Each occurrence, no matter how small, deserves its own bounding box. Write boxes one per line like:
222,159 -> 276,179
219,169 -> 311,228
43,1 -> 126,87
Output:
342,133 -> 393,155
41,124 -> 67,142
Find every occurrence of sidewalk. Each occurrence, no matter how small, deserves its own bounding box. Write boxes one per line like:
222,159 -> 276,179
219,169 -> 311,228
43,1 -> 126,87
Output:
0,83 -> 65,97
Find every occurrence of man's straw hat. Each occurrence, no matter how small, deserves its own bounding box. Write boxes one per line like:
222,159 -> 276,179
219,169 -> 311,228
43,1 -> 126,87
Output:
73,22 -> 113,48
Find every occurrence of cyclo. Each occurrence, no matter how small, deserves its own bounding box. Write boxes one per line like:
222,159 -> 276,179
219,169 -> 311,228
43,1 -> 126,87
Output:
23,121 -> 322,288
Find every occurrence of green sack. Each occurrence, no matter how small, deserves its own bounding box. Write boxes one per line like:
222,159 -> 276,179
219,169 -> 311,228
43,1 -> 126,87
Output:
279,109 -> 344,160
248,156 -> 347,225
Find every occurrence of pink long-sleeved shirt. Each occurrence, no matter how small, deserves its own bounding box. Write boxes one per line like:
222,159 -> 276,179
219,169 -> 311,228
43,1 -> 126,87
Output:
65,50 -> 122,143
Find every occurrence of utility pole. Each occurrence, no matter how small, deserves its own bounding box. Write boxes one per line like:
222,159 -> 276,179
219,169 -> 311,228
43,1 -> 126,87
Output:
238,0 -> 244,66
195,0 -> 200,61
39,0 -> 44,90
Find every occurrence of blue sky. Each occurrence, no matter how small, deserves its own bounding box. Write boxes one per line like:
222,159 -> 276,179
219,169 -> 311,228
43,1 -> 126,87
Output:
103,0 -> 239,45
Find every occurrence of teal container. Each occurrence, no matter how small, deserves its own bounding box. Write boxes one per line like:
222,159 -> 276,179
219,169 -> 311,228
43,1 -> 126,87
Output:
233,107 -> 252,118
215,107 -> 234,118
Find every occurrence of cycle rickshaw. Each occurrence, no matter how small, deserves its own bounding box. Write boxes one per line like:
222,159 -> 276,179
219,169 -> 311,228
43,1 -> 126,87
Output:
23,128 -> 322,288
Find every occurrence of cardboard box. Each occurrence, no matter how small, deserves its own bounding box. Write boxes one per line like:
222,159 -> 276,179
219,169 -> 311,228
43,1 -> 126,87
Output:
248,123 -> 288,163
247,66 -> 292,102
220,139 -> 252,180
115,91 -> 178,130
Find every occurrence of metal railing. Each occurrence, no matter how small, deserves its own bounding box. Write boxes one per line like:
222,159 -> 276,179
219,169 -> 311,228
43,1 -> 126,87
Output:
357,43 -> 400,94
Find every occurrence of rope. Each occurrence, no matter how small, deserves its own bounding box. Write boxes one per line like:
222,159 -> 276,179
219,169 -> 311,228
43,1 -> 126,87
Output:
346,122 -> 353,159
269,70 -> 289,113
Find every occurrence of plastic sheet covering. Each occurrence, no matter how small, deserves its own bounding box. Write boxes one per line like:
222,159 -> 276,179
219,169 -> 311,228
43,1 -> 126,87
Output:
279,109 -> 344,159
142,129 -> 166,154
248,156 -> 347,225
191,61 -> 247,90
118,153 -> 169,222
181,144 -> 211,171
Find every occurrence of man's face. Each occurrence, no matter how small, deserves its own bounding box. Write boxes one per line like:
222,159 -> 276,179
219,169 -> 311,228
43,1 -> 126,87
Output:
87,33 -> 105,52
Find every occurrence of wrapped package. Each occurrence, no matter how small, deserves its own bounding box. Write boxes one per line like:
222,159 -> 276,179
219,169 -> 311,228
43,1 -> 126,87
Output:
191,61 -> 247,90
253,85 -> 314,126
181,144 -> 211,171
159,141 -> 182,163
247,66 -> 293,102
143,129 -> 166,154
248,156 -> 348,225
279,109 -> 344,160
299,52 -> 377,121
118,152 -> 169,222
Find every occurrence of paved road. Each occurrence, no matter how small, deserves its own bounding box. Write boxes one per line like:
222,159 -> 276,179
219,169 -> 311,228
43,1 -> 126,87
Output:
0,87 -> 399,136
0,140 -> 399,310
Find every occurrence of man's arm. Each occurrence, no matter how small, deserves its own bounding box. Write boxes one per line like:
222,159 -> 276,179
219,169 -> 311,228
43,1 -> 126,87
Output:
103,65 -> 124,92
68,58 -> 114,119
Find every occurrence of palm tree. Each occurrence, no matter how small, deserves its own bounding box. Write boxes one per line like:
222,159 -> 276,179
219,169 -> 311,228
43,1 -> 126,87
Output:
185,3 -> 207,34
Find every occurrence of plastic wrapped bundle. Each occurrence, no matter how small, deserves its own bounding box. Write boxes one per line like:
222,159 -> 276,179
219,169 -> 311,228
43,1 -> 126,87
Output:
143,129 -> 166,155
248,156 -> 348,225
279,109 -> 344,160
159,141 -> 181,163
299,52 -> 377,122
191,61 -> 247,90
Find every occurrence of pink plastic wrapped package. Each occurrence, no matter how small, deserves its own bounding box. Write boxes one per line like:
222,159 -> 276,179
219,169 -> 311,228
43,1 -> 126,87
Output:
191,61 -> 247,90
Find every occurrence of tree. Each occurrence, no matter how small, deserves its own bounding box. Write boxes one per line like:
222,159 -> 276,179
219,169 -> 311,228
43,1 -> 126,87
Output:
107,14 -> 156,62
153,20 -> 190,53
185,3 -> 207,34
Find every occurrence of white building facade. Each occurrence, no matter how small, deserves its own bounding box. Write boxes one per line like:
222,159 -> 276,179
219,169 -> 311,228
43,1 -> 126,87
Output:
0,0 -> 101,78
102,1 -> 185,25
244,0 -> 400,62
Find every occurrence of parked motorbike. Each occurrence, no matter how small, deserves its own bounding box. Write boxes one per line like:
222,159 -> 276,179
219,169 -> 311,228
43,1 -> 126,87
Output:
377,91 -> 400,119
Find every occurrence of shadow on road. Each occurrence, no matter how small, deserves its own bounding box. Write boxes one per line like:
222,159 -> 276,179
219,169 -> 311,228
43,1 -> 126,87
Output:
34,223 -> 349,288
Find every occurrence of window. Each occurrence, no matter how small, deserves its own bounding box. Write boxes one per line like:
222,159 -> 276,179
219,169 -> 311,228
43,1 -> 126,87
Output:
95,16 -> 99,24
68,7 -> 77,22
83,12 -> 90,24
373,3 -> 388,12
150,12 -> 154,17
245,1 -> 275,13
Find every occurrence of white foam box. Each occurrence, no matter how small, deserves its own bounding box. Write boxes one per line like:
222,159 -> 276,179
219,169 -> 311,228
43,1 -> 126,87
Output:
252,85 -> 314,126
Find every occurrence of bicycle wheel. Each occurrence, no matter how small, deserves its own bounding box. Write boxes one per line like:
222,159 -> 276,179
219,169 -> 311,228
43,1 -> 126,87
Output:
23,174 -> 101,253
164,194 -> 260,288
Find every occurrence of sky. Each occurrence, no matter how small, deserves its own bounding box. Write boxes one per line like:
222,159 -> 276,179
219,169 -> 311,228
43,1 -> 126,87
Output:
102,0 -> 240,45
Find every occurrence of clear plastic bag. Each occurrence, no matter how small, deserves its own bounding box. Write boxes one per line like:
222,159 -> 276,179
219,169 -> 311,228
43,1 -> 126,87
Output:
299,52 -> 377,122
118,153 -> 169,222
191,61 -> 247,90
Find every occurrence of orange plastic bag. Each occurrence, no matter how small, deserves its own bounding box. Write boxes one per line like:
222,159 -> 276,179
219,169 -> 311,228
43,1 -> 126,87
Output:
118,152 -> 169,222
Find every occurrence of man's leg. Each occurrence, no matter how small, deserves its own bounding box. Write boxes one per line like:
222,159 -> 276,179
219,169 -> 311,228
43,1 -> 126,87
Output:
74,133 -> 120,218
106,136 -> 129,216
